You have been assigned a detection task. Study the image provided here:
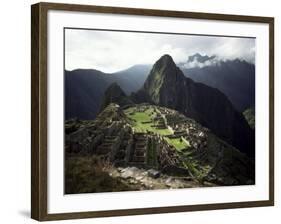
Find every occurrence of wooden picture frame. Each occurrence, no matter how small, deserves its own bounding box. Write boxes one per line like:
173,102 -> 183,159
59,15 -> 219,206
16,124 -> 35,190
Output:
31,2 -> 274,221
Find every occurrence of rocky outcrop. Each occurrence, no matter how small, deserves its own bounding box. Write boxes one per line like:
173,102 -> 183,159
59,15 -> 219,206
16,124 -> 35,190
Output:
243,107 -> 255,129
100,82 -> 133,111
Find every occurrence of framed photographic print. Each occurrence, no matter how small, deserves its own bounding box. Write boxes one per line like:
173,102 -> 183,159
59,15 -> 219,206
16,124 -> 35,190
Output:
31,2 -> 274,221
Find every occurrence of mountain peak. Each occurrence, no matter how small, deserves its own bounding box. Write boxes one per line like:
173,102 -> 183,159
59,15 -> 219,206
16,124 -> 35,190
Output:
100,82 -> 133,112
154,54 -> 177,69
151,55 -> 181,79
141,55 -> 185,105
156,54 -> 174,63
106,82 -> 124,94
144,55 -> 183,89
160,54 -> 173,61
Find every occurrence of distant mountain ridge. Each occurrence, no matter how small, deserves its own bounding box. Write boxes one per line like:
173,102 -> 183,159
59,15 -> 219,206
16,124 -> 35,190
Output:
65,53 -> 255,118
65,53 -> 254,120
180,54 -> 255,111
65,65 -> 151,119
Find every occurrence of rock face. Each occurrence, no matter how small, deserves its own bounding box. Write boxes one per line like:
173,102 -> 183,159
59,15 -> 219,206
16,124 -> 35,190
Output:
100,82 -> 133,111
243,107 -> 255,129
134,55 -> 254,157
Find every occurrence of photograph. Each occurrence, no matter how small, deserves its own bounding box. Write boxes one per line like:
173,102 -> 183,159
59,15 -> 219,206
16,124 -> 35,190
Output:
64,28 -> 256,194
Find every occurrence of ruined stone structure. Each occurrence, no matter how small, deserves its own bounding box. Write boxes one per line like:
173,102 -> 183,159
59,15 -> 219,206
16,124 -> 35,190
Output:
65,103 -> 255,186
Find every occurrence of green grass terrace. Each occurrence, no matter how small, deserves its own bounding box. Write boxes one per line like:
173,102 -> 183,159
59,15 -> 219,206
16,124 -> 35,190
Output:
124,106 -> 190,151
164,137 -> 190,152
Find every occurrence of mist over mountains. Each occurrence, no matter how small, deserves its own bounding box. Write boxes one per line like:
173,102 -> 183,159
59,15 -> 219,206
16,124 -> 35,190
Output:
180,53 -> 255,111
65,53 -> 255,121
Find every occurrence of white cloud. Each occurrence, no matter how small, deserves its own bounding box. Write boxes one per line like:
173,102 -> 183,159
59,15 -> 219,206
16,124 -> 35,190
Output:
181,56 -> 219,69
65,29 -> 255,73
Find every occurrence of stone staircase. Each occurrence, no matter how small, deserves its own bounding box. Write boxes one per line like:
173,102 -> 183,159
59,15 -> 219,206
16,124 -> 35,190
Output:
96,135 -> 120,159
129,134 -> 148,167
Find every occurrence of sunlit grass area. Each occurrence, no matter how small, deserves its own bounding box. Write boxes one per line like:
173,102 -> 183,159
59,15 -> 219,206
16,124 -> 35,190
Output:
124,107 -> 172,136
125,106 -> 193,153
164,137 -> 190,151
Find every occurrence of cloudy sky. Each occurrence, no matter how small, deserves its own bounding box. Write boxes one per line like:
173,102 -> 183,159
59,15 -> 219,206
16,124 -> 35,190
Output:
65,28 -> 255,73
